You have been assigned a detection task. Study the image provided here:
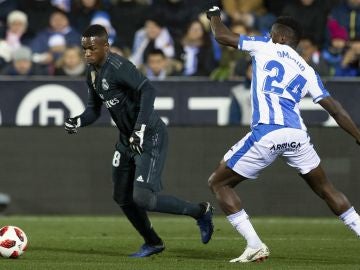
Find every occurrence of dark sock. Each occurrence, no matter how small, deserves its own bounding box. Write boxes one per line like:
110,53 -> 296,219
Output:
121,203 -> 162,245
153,194 -> 203,219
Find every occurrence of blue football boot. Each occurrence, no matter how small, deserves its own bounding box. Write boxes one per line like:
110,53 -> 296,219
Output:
129,242 -> 165,258
196,202 -> 214,244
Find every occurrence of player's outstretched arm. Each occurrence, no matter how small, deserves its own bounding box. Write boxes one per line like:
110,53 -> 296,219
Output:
319,96 -> 360,145
206,6 -> 240,49
64,87 -> 102,134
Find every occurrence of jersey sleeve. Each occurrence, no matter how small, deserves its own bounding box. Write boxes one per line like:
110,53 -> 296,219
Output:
238,35 -> 270,54
115,61 -> 156,129
78,78 -> 103,126
305,71 -> 331,103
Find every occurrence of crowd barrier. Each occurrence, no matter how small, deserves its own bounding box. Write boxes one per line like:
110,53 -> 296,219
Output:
0,76 -> 359,126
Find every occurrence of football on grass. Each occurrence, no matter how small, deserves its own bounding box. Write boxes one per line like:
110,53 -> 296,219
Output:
0,225 -> 28,258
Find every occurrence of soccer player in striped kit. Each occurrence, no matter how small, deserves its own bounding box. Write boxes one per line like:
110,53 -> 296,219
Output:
206,6 -> 360,263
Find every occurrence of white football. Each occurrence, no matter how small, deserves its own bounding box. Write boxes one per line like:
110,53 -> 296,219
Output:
0,225 -> 28,258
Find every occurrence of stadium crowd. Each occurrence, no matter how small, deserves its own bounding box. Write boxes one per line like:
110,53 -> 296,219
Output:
0,0 -> 359,79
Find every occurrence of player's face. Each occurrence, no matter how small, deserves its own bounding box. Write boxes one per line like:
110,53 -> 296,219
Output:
270,25 -> 281,44
270,24 -> 289,45
147,54 -> 166,74
81,36 -> 109,66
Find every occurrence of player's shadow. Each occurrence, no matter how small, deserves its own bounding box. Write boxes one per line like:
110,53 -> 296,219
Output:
168,247 -> 229,260
31,246 -> 228,261
31,246 -> 127,257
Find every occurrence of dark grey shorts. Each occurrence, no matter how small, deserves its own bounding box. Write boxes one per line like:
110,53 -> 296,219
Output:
112,123 -> 168,205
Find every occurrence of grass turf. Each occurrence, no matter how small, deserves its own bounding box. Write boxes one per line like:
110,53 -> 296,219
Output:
0,216 -> 359,269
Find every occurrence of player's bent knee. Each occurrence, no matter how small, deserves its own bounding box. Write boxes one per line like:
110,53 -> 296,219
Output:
112,189 -> 133,206
133,187 -> 157,210
112,194 -> 130,207
208,172 -> 227,193
208,173 -> 216,192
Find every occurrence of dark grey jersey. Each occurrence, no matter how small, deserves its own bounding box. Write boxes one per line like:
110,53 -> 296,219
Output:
79,53 -> 161,138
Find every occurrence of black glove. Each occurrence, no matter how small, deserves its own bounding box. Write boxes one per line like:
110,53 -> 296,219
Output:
64,117 -> 80,134
356,140 -> 360,146
206,6 -> 221,20
129,124 -> 146,155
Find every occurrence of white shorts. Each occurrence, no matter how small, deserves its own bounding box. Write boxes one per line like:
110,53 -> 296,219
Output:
224,125 -> 321,179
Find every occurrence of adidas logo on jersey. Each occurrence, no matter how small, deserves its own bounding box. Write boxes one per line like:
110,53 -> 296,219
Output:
136,175 -> 144,182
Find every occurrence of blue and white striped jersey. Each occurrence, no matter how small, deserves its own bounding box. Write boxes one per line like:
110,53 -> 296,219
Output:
239,35 -> 330,130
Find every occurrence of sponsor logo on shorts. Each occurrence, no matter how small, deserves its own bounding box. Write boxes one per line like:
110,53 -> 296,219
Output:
270,142 -> 301,154
136,175 -> 144,182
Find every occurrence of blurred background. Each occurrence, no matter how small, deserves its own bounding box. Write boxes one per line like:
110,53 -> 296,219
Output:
0,0 -> 359,216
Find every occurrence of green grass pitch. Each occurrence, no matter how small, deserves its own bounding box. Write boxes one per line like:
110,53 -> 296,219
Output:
0,216 -> 359,269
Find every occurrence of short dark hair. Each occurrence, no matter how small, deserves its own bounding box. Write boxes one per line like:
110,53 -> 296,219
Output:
146,49 -> 166,63
274,16 -> 302,45
82,24 -> 108,40
145,15 -> 165,28
148,49 -> 165,57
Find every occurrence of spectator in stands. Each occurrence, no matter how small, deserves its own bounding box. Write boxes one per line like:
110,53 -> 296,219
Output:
0,0 -> 18,38
140,48 -> 181,80
0,10 -> 32,69
339,38 -> 360,76
18,0 -> 55,37
322,18 -> 349,76
174,19 -> 217,76
130,17 -> 175,67
228,61 -> 252,125
0,46 -> 47,76
0,55 -> 6,72
264,0 -> 296,17
221,0 -> 275,34
210,22 -> 250,80
30,9 -> 80,67
70,0 -> 102,33
298,36 -> 330,76
5,10 -> 32,47
48,33 -> 67,60
330,0 -> 360,41
282,0 -> 331,48
109,0 -> 149,50
222,0 -> 265,25
151,0 -> 204,41
51,0 -> 71,13
90,11 -> 127,56
54,46 -> 85,76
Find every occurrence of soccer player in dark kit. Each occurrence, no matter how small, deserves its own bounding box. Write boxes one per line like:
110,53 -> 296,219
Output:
64,24 -> 214,258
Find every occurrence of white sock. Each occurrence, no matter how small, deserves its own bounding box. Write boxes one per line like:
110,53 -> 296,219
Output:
339,206 -> 360,237
227,209 -> 263,249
